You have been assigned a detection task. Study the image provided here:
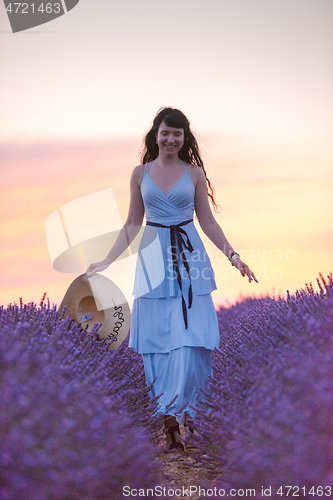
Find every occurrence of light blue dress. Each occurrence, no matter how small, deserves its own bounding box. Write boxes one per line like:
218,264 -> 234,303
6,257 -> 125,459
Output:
129,160 -> 220,425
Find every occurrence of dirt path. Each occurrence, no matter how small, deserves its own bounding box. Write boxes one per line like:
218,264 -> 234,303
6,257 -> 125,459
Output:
154,431 -> 221,500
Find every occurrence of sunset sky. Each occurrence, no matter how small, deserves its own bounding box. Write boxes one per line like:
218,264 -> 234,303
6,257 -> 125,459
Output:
1,0 -> 332,311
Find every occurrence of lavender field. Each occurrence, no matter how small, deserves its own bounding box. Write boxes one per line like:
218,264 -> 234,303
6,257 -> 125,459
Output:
0,295 -> 162,500
192,273 -> 333,500
1,273 -> 332,500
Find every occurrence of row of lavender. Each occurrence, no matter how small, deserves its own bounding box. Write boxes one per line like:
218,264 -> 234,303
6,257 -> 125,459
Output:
191,273 -> 333,500
0,296 -> 164,500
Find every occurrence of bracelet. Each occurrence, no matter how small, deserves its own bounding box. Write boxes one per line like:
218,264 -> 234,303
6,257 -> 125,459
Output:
229,252 -> 240,266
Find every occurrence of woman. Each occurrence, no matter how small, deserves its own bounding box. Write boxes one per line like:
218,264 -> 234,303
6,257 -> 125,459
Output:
86,107 -> 258,451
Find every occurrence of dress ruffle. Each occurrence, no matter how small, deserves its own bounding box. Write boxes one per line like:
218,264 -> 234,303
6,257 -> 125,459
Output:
129,292 -> 220,354
142,346 -> 213,426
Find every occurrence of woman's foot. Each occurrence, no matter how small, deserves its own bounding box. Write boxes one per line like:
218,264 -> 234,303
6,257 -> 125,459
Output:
164,415 -> 184,451
184,417 -> 199,451
184,419 -> 195,434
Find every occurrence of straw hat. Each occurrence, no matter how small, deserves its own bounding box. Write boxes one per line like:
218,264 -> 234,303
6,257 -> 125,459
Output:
58,273 -> 130,349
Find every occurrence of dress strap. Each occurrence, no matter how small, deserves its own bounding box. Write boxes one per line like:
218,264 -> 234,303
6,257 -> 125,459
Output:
147,160 -> 155,173
181,161 -> 193,177
147,160 -> 189,175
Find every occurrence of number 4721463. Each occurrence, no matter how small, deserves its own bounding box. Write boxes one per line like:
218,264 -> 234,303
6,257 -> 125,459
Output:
276,486 -> 332,497
5,3 -> 62,14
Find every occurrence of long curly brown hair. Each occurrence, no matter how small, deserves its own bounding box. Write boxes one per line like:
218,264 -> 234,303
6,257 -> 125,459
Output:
140,107 -> 219,212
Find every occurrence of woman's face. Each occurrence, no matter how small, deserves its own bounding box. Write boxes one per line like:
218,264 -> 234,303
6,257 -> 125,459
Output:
156,121 -> 184,157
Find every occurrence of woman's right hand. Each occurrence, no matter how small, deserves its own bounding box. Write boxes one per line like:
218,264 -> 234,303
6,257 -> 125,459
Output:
86,261 -> 109,278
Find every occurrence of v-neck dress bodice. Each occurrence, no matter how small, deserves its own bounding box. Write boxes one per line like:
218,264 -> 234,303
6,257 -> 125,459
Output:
131,161 -> 217,300
142,160 -> 195,225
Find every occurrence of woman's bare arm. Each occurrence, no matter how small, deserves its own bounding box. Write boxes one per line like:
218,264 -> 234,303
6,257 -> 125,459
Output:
193,166 -> 235,258
86,165 -> 145,277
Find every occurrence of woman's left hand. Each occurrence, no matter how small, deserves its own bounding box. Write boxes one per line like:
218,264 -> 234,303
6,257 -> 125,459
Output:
233,258 -> 258,283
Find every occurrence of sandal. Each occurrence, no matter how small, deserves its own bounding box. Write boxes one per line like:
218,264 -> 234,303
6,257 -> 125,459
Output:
184,419 -> 195,434
184,420 -> 200,451
164,423 -> 184,451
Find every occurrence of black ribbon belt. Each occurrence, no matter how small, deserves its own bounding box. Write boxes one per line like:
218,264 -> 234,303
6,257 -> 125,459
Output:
146,219 -> 194,329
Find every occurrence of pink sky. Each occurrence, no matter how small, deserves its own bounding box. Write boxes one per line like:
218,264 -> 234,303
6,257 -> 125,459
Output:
1,133 -> 331,309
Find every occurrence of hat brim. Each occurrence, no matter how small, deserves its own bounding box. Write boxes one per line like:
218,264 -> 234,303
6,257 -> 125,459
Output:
59,273 -> 130,349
